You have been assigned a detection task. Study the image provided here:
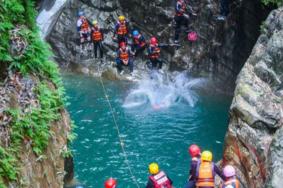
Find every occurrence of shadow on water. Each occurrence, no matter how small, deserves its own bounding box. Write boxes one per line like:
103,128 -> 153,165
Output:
63,72 -> 232,188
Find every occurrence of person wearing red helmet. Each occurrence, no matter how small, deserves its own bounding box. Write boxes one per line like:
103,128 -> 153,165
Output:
147,37 -> 163,70
116,42 -> 135,73
184,144 -> 201,188
104,178 -> 117,188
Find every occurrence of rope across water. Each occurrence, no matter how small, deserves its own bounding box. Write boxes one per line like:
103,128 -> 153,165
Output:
98,75 -> 141,188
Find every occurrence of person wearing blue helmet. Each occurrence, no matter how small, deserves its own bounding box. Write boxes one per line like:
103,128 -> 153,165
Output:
131,30 -> 146,57
76,11 -> 91,44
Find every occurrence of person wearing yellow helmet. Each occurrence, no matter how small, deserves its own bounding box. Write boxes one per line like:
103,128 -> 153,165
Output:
113,15 -> 130,46
91,20 -> 104,59
146,162 -> 173,188
195,151 -> 224,188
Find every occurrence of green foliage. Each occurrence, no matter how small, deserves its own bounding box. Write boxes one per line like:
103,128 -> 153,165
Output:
0,147 -> 18,182
261,0 -> 283,6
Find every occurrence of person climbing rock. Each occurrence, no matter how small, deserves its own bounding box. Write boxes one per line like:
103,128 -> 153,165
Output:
196,151 -> 224,188
174,0 -> 189,43
91,20 -> 104,59
184,144 -> 201,188
146,162 -> 173,188
105,178 -> 117,188
77,11 -> 91,45
131,30 -> 147,57
116,42 -> 134,74
113,15 -> 130,46
147,37 -> 163,70
221,165 -> 240,188
216,0 -> 229,21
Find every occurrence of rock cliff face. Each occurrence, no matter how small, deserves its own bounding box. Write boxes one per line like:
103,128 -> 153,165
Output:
222,7 -> 283,188
46,0 -> 272,91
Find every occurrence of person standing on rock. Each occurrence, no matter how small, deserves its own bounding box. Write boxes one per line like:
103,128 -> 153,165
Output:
147,37 -> 163,70
184,144 -> 201,188
131,30 -> 147,58
77,11 -> 91,49
195,151 -> 225,188
221,165 -> 240,188
91,20 -> 104,59
116,42 -> 134,74
174,0 -> 189,43
113,15 -> 130,46
146,162 -> 173,188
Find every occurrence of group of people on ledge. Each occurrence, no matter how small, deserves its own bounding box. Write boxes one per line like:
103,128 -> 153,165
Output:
103,144 -> 239,188
76,0 -> 229,74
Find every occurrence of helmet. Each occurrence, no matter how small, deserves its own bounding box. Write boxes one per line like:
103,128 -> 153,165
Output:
149,162 -> 159,175
223,165 -> 236,178
118,15 -> 125,21
78,11 -> 84,17
104,178 -> 117,188
119,42 -> 126,47
133,30 -> 139,37
150,37 -> 158,45
188,144 -> 201,157
92,20 -> 98,26
201,151 -> 213,162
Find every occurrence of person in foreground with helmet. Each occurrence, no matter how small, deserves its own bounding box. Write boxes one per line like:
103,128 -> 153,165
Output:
147,37 -> 164,70
91,20 -> 104,59
146,162 -> 173,188
105,178 -> 117,188
221,165 -> 239,188
184,144 -> 201,188
196,151 -> 224,188
131,30 -> 147,57
116,42 -> 135,74
77,11 -> 91,47
113,15 -> 130,45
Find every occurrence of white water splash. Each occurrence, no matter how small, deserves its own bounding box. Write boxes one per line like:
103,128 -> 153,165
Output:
123,71 -> 206,109
36,0 -> 67,39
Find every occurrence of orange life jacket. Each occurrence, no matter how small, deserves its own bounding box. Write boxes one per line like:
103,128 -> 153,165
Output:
149,46 -> 161,59
196,161 -> 215,187
117,21 -> 128,35
119,48 -> 129,61
92,28 -> 102,41
81,18 -> 89,32
176,0 -> 186,16
149,171 -> 172,188
222,178 -> 240,188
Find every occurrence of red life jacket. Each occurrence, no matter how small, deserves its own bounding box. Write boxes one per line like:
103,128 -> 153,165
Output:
133,35 -> 146,47
149,171 -> 172,188
149,45 -> 161,59
92,27 -> 102,42
222,178 -> 240,188
81,18 -> 89,32
117,21 -> 128,35
119,48 -> 129,61
176,0 -> 186,16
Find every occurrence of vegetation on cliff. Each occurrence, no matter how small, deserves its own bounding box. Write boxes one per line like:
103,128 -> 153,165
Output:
0,0 -> 74,186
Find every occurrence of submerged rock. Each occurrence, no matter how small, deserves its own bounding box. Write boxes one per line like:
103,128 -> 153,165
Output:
222,7 -> 283,188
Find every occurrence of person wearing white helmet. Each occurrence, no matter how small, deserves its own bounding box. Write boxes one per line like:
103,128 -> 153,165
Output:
221,165 -> 240,188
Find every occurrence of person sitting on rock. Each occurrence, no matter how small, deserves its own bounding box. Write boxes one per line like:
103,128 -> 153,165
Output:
221,165 -> 240,188
91,20 -> 104,59
131,30 -> 147,57
184,144 -> 201,188
174,0 -> 189,43
77,11 -> 91,46
147,37 -> 163,70
146,162 -> 173,188
113,15 -> 130,46
116,42 -> 134,74
195,151 -> 225,188
104,178 -> 117,188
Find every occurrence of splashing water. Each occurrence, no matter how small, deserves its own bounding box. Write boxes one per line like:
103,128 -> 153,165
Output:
123,71 -> 207,109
